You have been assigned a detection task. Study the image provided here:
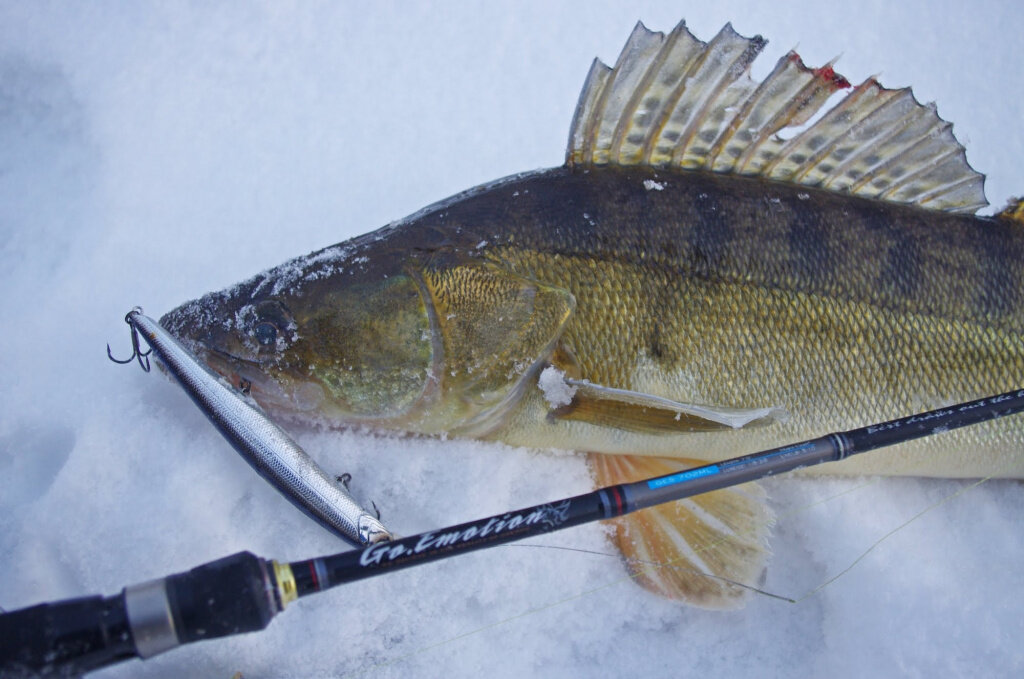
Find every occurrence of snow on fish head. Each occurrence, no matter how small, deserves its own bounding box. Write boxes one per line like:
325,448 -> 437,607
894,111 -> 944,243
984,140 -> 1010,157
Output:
159,235 -> 443,430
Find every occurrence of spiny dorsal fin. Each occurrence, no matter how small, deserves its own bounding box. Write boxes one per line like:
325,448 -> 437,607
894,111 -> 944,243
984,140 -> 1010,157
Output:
567,20 -> 987,214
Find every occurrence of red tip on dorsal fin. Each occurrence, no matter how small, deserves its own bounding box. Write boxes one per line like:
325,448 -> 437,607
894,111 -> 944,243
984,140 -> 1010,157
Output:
814,63 -> 850,89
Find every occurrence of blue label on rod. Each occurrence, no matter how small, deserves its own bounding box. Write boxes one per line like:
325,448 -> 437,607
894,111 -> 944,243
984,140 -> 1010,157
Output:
647,464 -> 720,489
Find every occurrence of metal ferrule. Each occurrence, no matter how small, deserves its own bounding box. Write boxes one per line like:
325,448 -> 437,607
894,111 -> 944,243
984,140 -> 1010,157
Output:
123,578 -> 179,659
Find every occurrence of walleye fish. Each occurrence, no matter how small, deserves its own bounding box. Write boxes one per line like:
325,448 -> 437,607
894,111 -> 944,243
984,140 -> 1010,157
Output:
161,21 -> 1024,608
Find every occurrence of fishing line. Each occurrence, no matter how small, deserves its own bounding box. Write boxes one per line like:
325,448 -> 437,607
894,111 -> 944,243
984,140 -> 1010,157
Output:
780,445 -> 1020,600
508,543 -> 797,602
479,473 -> 980,620
344,481 -> 858,673
625,473 -> 999,602
347,472 -> 997,675
493,480 -> 882,606
632,476 -> 991,604
509,474 -> 991,605
499,479 -> 882,604
773,476 -> 884,515
790,475 -> 993,602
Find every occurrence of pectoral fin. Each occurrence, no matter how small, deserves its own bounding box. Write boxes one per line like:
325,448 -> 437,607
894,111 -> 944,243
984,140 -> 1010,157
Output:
543,369 -> 782,433
589,453 -> 773,608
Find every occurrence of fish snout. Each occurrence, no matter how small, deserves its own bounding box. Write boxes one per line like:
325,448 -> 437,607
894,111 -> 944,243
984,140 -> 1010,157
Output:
158,292 -> 247,379
159,291 -> 326,415
160,292 -> 234,349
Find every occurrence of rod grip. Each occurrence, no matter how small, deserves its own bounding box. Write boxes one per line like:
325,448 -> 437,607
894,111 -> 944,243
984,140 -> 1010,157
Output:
158,550 -> 279,647
0,593 -> 136,677
0,552 -> 279,677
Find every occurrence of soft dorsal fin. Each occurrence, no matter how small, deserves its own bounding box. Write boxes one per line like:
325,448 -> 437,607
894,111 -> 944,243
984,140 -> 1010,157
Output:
998,198 -> 1024,226
567,21 -> 987,214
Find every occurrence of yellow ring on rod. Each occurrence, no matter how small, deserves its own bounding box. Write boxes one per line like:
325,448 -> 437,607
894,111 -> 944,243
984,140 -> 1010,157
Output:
272,560 -> 298,608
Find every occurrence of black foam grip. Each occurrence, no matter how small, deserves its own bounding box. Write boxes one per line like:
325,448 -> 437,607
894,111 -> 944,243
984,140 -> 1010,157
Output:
0,594 -> 136,677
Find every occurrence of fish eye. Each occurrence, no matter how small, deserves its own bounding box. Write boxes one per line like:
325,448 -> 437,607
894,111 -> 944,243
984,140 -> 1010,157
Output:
254,321 -> 278,347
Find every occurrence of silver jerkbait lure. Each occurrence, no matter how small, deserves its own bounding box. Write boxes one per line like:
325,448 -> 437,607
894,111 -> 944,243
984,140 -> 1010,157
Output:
112,308 -> 391,546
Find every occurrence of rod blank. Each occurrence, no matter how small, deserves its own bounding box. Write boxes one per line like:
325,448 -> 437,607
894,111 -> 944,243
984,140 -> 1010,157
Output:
4,387 -> 1023,676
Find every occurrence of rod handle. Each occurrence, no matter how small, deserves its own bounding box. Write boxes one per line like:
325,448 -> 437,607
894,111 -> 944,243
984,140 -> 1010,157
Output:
0,551 -> 279,677
0,594 -> 135,677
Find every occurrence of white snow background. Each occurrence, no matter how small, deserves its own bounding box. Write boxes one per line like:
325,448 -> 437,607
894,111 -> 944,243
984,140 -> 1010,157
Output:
1,1 -> 1023,677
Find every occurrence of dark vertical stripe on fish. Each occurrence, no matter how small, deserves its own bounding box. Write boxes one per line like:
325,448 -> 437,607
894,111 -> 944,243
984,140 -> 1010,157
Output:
974,225 -> 1020,319
688,190 -> 735,279
787,206 -> 833,289
881,229 -> 923,301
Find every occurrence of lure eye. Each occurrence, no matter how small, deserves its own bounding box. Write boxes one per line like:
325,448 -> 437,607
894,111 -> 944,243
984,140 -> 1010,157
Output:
254,322 -> 278,347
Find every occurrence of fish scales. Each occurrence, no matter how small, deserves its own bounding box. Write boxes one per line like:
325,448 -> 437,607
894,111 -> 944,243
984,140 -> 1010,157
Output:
160,19 -> 1024,606
349,166 -> 1023,477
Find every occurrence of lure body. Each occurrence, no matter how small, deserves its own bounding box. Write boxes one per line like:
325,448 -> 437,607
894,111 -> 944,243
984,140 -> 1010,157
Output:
128,310 -> 391,546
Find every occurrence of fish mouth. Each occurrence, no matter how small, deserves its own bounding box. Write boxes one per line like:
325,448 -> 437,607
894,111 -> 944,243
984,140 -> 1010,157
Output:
197,345 -> 326,415
158,288 -> 325,414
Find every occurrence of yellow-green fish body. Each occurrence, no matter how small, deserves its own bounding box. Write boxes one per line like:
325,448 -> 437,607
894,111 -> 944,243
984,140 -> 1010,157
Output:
161,21 -> 1024,607
478,166 -> 1024,480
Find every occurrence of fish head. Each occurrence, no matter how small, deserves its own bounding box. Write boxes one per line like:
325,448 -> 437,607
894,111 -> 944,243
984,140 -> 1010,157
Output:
160,240 -> 439,429
160,234 -> 575,435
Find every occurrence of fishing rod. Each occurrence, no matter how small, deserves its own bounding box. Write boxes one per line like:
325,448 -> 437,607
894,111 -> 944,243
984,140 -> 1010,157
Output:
3,387 -> 1023,676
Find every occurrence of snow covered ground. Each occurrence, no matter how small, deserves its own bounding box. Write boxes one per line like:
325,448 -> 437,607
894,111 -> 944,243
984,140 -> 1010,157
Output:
1,2 -> 1022,677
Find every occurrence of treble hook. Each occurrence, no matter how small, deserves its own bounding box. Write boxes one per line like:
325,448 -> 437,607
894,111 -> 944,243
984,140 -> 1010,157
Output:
107,307 -> 152,372
336,473 -> 383,520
